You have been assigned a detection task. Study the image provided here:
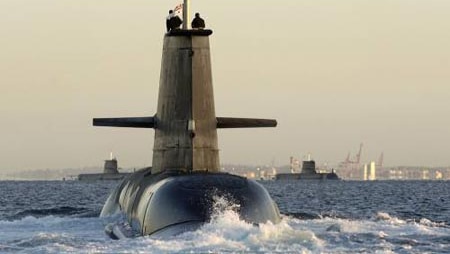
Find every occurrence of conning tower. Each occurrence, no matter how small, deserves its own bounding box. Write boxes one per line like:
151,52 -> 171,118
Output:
103,153 -> 119,174
94,29 -> 276,173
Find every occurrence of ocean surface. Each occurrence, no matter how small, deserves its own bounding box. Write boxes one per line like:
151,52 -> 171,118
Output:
0,180 -> 449,253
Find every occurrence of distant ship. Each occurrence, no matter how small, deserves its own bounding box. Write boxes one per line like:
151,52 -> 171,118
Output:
78,153 -> 131,181
275,156 -> 340,180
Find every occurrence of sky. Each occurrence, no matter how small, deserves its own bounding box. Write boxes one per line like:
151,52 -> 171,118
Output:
1,0 -> 450,172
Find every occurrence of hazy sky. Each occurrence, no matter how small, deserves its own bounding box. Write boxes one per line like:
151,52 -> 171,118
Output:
1,0 -> 450,172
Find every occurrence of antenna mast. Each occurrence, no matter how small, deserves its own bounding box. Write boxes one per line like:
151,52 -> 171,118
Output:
183,0 -> 190,29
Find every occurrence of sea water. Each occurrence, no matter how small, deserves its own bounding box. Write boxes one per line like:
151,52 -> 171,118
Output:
0,180 -> 449,253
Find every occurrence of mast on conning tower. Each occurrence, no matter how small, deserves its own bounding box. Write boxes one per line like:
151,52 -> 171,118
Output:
183,0 -> 190,29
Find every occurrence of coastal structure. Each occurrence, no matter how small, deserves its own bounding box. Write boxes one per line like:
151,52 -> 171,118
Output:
94,1 -> 280,238
363,161 -> 376,181
337,144 -> 384,180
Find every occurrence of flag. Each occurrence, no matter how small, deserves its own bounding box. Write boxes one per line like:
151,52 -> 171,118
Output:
174,3 -> 183,18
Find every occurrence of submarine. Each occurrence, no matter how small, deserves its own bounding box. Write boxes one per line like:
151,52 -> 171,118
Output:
78,153 -> 131,181
94,2 -> 281,238
276,155 -> 340,180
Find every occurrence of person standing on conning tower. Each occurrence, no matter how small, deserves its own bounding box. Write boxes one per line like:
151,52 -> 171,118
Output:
191,12 -> 205,29
166,10 -> 174,32
166,10 -> 183,32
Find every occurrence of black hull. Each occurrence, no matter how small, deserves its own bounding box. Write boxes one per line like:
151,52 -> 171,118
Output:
275,172 -> 340,180
101,168 -> 281,237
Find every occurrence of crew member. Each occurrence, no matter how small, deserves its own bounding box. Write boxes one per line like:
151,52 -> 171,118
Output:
166,10 -> 174,32
166,10 -> 183,31
191,12 -> 205,29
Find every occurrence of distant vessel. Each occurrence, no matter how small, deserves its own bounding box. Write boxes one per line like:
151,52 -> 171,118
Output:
78,153 -> 131,181
276,156 -> 340,180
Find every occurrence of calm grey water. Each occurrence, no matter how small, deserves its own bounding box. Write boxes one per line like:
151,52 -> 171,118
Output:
0,180 -> 449,253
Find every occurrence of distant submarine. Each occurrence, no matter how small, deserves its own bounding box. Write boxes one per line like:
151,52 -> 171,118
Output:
78,153 -> 131,181
276,156 -> 340,180
94,3 -> 281,238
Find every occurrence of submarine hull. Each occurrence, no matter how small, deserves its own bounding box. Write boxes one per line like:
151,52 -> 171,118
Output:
101,169 -> 281,237
275,172 -> 340,180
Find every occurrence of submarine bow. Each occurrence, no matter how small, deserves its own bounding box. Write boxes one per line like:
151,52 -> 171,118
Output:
94,28 -> 280,237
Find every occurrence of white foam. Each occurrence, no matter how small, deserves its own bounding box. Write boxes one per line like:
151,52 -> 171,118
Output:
142,196 -> 323,253
418,218 -> 447,228
1,211 -> 449,253
376,212 -> 407,225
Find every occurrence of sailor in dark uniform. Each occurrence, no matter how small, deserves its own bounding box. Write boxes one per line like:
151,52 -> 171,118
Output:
166,10 -> 173,32
166,10 -> 183,31
191,12 -> 205,29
